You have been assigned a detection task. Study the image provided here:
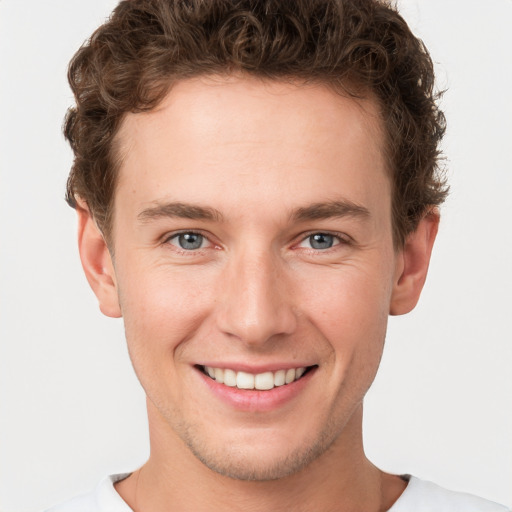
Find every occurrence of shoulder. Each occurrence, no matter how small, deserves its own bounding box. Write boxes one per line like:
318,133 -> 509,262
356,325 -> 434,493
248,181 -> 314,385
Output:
44,474 -> 133,512
389,476 -> 510,512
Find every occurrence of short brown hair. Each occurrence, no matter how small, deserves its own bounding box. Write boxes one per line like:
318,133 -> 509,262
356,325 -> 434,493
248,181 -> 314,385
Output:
64,0 -> 447,247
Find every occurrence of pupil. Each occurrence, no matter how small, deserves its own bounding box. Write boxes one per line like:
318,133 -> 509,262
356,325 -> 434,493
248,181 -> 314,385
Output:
310,233 -> 333,249
179,233 -> 203,250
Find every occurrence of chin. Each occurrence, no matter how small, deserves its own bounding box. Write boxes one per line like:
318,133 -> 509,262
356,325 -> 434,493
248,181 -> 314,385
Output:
191,444 -> 324,482
179,421 -> 340,482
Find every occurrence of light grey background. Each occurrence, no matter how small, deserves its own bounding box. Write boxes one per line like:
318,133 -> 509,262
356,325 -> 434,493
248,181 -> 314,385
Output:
1,1 -> 511,510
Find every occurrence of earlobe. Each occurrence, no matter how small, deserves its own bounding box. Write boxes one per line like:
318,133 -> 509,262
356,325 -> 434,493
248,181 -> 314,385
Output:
76,201 -> 122,318
390,210 -> 439,316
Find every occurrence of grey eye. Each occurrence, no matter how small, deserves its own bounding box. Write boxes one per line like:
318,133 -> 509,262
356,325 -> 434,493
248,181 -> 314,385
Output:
309,233 -> 334,250
173,232 -> 205,250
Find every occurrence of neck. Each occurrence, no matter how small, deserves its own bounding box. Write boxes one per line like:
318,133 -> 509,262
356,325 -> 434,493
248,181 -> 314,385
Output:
116,402 -> 405,512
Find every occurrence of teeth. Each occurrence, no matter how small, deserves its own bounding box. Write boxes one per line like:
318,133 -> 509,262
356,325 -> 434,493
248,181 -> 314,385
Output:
214,367 -> 224,384
285,368 -> 296,384
236,371 -> 254,389
224,368 -> 237,387
274,369 -> 286,387
203,365 -> 308,390
254,372 -> 274,390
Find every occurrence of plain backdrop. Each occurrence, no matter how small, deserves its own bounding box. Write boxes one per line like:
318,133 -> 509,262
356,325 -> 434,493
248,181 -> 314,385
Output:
1,1 -> 511,510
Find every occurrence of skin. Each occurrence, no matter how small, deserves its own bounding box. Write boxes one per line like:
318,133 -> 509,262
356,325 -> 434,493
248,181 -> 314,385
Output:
78,75 -> 438,511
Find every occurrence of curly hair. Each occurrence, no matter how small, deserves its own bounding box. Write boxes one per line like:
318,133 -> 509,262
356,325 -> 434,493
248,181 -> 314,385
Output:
64,0 -> 447,247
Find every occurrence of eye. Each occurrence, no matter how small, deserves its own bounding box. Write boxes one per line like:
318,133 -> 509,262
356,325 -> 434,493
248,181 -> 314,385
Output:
168,232 -> 208,251
298,233 -> 340,250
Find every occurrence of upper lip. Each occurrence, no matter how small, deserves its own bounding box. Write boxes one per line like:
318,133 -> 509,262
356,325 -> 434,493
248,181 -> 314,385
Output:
195,362 -> 315,373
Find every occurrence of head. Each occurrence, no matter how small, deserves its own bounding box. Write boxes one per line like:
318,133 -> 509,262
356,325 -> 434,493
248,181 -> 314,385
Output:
68,0 -> 446,482
65,0 -> 447,249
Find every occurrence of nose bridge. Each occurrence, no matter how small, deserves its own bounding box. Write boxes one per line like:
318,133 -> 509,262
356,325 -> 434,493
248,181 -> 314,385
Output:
217,243 -> 296,346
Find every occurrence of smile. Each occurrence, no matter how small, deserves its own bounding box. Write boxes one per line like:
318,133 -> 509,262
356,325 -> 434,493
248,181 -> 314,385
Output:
201,366 -> 311,390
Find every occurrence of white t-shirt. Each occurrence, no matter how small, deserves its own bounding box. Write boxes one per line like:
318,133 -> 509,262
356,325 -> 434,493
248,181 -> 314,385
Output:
45,474 -> 510,512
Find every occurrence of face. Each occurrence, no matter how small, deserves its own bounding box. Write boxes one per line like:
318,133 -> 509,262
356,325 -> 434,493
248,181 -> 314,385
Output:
99,76 -> 403,480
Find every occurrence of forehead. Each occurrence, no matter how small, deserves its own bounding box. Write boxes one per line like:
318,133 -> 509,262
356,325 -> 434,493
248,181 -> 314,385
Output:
114,75 -> 389,223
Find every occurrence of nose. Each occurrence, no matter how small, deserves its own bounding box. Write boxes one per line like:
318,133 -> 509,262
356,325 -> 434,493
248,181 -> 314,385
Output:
216,248 -> 297,347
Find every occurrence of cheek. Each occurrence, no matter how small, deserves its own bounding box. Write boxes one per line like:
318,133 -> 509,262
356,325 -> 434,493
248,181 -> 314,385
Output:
298,263 -> 392,364
303,263 -> 391,323
315,272 -> 391,413
115,262 -> 219,410
117,261 -> 217,355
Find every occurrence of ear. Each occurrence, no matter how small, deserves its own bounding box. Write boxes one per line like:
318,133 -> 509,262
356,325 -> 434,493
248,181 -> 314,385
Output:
76,200 -> 122,318
390,210 -> 439,316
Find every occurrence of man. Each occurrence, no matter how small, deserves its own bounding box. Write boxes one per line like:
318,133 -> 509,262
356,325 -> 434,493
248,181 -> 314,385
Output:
47,0 -> 508,510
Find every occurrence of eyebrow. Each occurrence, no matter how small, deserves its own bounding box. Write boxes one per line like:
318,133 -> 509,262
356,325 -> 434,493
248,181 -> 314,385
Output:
137,199 -> 370,224
290,200 -> 370,222
138,202 -> 224,222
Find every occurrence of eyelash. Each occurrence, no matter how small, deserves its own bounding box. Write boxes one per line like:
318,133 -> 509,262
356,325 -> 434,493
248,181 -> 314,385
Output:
294,231 -> 352,253
162,230 -> 351,254
163,230 -> 216,254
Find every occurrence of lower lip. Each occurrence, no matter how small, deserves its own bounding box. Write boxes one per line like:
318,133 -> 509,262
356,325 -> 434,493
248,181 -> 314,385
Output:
196,367 -> 316,412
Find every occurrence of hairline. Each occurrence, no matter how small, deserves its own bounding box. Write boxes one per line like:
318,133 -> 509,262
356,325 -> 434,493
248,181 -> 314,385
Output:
97,72 -> 401,251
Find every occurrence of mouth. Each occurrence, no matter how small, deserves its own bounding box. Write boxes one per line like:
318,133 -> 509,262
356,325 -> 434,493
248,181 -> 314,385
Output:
198,365 -> 316,391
